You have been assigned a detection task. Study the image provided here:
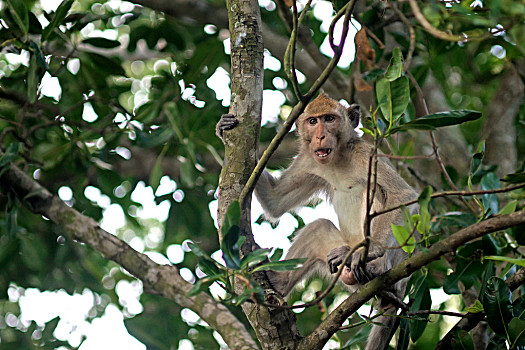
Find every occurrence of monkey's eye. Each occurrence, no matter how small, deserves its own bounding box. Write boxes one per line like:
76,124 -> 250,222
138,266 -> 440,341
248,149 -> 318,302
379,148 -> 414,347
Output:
324,115 -> 336,122
307,117 -> 317,125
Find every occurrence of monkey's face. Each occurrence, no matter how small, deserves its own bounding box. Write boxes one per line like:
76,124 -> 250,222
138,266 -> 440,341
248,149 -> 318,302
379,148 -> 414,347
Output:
299,113 -> 343,164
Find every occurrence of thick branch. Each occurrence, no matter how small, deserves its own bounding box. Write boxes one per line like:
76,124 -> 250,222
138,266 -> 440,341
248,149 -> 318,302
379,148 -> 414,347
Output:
298,210 -> 525,350
0,163 -> 258,350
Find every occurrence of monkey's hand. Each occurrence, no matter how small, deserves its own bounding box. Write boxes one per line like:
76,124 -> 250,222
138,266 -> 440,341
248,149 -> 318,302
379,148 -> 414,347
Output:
327,245 -> 351,274
216,114 -> 239,139
350,249 -> 385,284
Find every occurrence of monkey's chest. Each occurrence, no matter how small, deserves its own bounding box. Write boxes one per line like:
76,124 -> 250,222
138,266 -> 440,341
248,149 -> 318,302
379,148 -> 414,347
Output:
332,186 -> 366,239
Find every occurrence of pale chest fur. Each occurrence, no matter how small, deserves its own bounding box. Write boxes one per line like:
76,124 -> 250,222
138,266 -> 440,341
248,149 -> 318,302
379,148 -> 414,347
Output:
331,183 -> 366,240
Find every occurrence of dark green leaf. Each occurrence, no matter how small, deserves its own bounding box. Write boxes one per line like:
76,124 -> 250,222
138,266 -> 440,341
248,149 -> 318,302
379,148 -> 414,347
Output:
42,0 -> 74,41
27,53 -> 37,103
392,110 -> 482,133
18,233 -> 48,271
501,171 -> 525,184
470,142 -> 485,174
509,318 -> 525,347
6,0 -> 29,35
240,248 -> 271,269
270,248 -> 283,262
410,276 -> 431,341
187,275 -> 222,297
483,277 -> 513,335
83,37 -> 121,48
221,225 -> 241,269
481,173 -> 500,215
197,258 -> 222,277
221,201 -> 241,239
397,317 -> 410,350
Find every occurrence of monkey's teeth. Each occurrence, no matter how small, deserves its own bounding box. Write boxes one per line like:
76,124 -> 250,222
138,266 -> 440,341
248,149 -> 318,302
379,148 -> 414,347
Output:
315,148 -> 332,158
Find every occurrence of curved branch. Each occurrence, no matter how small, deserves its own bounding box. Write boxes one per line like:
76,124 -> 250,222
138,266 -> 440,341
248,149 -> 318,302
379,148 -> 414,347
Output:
0,162 -> 258,350
298,209 -> 525,350
408,0 -> 497,42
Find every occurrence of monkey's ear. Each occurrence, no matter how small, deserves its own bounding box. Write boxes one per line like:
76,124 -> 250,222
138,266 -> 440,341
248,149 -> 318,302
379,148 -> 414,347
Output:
347,104 -> 360,129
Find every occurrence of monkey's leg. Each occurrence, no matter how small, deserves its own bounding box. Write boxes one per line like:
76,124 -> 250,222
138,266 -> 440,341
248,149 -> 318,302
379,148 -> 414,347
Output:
267,219 -> 346,296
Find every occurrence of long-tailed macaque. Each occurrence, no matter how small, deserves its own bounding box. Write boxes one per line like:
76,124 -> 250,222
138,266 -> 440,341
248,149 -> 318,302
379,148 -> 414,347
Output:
217,93 -> 418,350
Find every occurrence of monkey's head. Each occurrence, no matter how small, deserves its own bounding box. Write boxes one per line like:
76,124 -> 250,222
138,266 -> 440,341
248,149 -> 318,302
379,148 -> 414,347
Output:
297,92 -> 360,164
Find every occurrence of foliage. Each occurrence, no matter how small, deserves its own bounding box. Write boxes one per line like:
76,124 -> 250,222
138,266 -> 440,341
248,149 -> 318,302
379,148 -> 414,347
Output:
0,0 -> 524,349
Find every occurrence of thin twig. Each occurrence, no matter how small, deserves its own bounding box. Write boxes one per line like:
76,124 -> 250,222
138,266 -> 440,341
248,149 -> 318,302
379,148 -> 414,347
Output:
372,184 -> 525,219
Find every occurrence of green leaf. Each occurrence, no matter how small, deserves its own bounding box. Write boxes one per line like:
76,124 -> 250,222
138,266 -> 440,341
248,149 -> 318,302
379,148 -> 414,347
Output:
221,201 -> 241,239
6,0 -> 29,36
481,173 -> 500,215
391,224 -> 416,254
27,53 -> 37,103
417,186 -> 432,236
197,258 -> 222,277
498,200 -> 517,215
410,276 -> 431,341
187,275 -> 222,297
240,248 -> 271,269
18,233 -> 49,271
391,110 -> 482,133
509,318 -> 525,347
483,277 -> 513,335
385,47 -> 404,81
464,300 -> 484,313
376,76 -> 410,126
397,317 -> 410,350
82,37 -> 121,48
42,0 -> 74,41
221,225 -> 241,270
470,141 -> 485,174
484,256 -> 525,267
0,142 -> 19,170
252,258 -> 306,272
270,248 -> 283,262
501,171 -> 525,184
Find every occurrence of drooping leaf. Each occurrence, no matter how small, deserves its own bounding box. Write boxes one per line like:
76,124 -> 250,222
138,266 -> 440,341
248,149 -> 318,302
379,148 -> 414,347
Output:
483,277 -> 513,335
397,317 -> 410,350
27,53 -> 38,103
42,0 -> 74,41
391,110 -> 482,132
451,328 -> 474,350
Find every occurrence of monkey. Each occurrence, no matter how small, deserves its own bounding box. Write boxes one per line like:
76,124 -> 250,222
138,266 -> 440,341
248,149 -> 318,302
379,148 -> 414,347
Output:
217,92 -> 419,350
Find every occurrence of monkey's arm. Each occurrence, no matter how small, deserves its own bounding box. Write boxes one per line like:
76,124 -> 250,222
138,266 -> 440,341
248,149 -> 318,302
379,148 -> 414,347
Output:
255,165 -> 328,220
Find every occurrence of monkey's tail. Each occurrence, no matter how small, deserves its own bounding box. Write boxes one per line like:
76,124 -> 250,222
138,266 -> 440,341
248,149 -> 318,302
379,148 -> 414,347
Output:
365,304 -> 398,350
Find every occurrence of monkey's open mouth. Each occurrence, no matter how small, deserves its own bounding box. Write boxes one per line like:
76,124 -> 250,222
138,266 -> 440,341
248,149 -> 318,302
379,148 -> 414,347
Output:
315,148 -> 332,158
